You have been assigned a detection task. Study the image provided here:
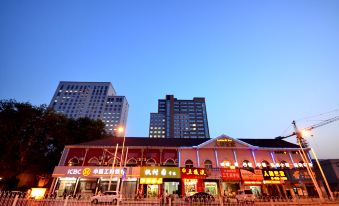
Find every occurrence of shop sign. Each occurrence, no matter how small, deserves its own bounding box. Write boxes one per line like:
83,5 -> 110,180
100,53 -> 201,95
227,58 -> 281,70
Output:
286,169 -> 314,182
52,166 -> 138,178
220,168 -> 241,181
140,167 -> 180,178
240,169 -> 263,184
140,178 -> 163,184
262,169 -> 288,182
181,167 -> 207,179
215,138 -> 235,147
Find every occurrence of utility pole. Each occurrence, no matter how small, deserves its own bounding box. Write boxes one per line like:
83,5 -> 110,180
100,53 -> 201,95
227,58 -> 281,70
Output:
292,121 -> 324,201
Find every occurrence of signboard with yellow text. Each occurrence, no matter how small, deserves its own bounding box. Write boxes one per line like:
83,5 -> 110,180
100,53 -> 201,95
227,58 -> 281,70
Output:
140,167 -> 180,178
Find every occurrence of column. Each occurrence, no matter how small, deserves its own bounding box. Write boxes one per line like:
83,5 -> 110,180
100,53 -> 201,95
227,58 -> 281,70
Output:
214,149 -> 219,168
196,149 -> 200,167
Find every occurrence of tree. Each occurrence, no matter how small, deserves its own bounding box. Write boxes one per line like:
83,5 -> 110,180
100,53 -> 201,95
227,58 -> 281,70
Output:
0,99 -> 107,190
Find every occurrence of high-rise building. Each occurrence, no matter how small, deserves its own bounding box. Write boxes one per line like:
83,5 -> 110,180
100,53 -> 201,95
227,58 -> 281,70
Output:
149,95 -> 210,138
49,81 -> 128,136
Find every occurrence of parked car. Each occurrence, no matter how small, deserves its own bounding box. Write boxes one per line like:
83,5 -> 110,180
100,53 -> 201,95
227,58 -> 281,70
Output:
90,191 -> 121,204
185,192 -> 215,203
235,189 -> 256,203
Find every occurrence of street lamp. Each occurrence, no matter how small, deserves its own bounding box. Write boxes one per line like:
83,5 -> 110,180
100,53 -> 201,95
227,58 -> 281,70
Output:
116,126 -> 126,206
107,126 -> 125,192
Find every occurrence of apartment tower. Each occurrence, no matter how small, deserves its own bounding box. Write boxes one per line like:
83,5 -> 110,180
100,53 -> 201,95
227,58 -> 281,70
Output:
149,95 -> 210,138
49,81 -> 128,136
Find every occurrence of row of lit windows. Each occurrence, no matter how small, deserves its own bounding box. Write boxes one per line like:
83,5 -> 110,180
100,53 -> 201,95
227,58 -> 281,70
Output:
150,135 -> 165,138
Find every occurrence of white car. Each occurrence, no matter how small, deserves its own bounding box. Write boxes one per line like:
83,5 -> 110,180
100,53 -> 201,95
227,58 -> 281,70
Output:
90,191 -> 121,204
235,189 -> 256,203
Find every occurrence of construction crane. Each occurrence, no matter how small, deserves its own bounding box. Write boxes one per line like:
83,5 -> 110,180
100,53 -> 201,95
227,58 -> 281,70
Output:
275,115 -> 339,201
275,115 -> 339,146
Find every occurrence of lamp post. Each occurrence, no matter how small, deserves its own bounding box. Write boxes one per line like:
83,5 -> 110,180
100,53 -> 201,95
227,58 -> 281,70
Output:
108,143 -> 119,191
115,126 -> 126,206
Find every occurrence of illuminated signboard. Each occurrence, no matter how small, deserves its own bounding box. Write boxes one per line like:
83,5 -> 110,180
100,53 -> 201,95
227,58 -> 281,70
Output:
262,169 -> 288,182
140,178 -> 163,184
216,138 -> 235,147
52,166 -> 139,178
181,168 -> 207,179
240,169 -> 263,184
220,168 -> 241,181
286,169 -> 314,182
140,167 -> 180,178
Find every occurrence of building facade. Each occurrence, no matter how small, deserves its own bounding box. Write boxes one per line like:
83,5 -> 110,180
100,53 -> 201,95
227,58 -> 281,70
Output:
50,135 -> 324,199
149,95 -> 210,138
49,81 -> 129,136
313,159 -> 339,194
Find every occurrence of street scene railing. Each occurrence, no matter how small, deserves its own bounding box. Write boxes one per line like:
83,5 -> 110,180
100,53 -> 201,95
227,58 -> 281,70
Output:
1,191 -> 339,206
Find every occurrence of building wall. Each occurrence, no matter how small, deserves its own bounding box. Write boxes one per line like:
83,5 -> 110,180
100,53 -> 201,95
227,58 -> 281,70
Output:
49,81 -> 129,136
149,95 -> 210,138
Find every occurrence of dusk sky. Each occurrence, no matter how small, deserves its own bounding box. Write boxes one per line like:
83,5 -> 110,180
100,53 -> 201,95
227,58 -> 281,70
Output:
1,0 -> 338,159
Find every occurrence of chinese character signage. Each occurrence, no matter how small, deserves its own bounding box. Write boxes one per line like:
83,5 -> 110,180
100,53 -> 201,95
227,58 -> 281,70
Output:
240,169 -> 263,182
180,167 -> 207,179
286,169 -> 314,182
140,167 -> 180,178
262,169 -> 288,182
215,138 -> 235,147
52,166 -> 139,178
220,168 -> 241,181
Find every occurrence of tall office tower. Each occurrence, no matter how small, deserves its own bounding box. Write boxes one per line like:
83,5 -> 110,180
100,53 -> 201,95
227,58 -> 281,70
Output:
149,95 -> 210,138
49,81 -> 129,137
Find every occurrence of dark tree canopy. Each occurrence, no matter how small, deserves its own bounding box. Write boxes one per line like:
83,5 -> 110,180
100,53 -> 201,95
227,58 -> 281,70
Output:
0,99 -> 107,190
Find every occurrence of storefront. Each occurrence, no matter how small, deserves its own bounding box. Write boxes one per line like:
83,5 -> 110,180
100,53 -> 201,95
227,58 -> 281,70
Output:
181,167 -> 207,197
139,166 -> 181,198
286,168 -> 317,197
262,169 -> 288,197
220,168 -> 241,197
52,166 -> 139,197
240,169 -> 263,197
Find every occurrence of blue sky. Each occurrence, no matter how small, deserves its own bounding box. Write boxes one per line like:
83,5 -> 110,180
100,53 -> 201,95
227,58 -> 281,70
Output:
1,0 -> 338,158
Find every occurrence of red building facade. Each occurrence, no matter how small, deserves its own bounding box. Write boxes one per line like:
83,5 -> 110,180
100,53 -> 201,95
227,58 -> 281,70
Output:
50,135 -> 320,199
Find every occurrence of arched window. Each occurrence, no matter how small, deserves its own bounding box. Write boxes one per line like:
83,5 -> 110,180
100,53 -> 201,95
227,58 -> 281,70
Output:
204,160 -> 213,169
242,160 -> 252,168
107,158 -> 120,167
164,159 -> 176,166
88,157 -> 100,166
146,158 -> 156,166
68,157 -> 79,166
126,158 -> 137,167
261,160 -> 270,168
185,159 -> 194,168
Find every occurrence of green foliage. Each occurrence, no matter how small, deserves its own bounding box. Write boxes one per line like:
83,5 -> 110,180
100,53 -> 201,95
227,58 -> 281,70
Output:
0,99 -> 107,189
